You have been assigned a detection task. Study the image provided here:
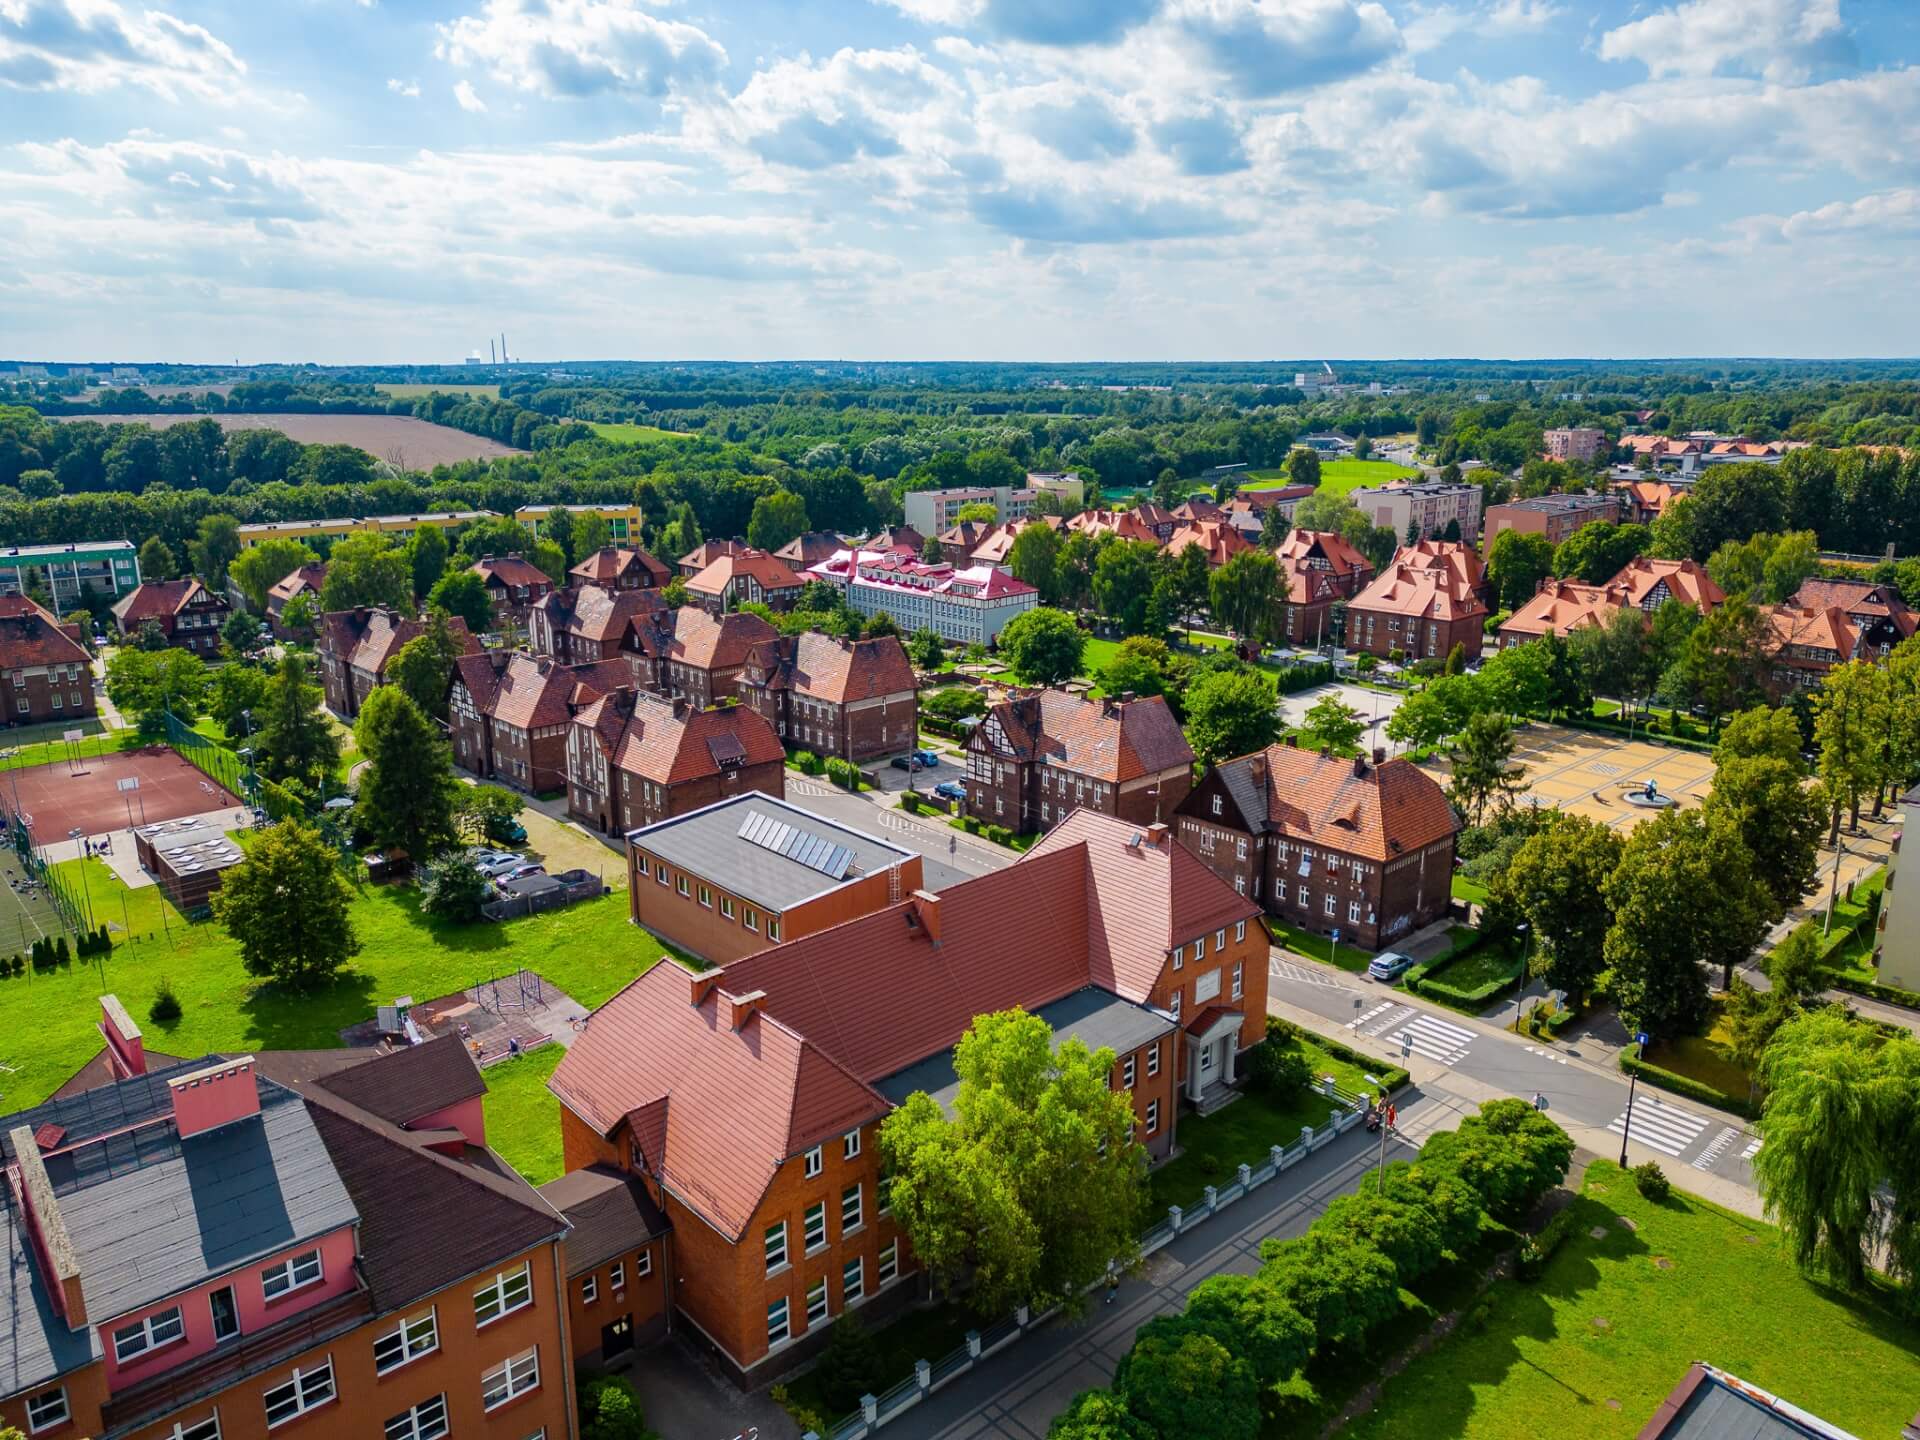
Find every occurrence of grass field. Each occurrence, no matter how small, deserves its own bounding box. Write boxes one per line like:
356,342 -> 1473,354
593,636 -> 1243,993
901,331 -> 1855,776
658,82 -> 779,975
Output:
376,384 -> 502,399
1648,999 -> 1755,1105
588,422 -> 692,444
482,1045 -> 566,1184
1241,457 -> 1420,497
1338,1160 -> 1920,1440
0,852 -> 691,1111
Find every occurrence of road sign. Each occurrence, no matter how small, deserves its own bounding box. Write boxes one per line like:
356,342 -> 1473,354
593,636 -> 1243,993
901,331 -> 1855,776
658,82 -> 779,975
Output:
1635,1031 -> 1649,1048
1331,928 -> 1342,943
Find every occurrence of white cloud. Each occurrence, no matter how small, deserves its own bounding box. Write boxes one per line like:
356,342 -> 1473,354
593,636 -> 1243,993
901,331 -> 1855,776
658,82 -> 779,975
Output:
871,0 -> 983,25
436,0 -> 726,100
1600,0 -> 1851,84
453,78 -> 486,111
0,0 -> 246,101
1166,0 -> 1401,97
387,77 -> 420,98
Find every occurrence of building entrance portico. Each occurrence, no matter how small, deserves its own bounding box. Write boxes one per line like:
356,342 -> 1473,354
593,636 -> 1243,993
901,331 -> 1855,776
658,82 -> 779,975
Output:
1183,1007 -> 1244,1103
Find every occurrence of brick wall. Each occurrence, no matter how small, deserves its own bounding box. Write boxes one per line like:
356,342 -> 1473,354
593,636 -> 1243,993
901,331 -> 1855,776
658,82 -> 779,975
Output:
0,662 -> 95,725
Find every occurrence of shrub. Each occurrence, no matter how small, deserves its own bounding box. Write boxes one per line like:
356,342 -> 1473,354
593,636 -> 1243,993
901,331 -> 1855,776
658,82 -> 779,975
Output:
419,853 -> 491,923
1245,1037 -> 1312,1096
769,1385 -> 827,1439
577,1375 -> 658,1440
985,823 -> 1013,846
825,757 -> 862,790
812,1314 -> 888,1416
1633,1161 -> 1671,1202
790,749 -> 823,775
963,816 -> 981,834
53,936 -> 69,965
9,954 -> 22,977
898,791 -> 922,814
1517,1207 -> 1577,1280
149,980 -> 182,1025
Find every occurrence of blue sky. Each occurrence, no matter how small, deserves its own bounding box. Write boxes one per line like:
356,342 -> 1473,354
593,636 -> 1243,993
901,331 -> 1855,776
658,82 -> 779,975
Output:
3,0 -> 1919,363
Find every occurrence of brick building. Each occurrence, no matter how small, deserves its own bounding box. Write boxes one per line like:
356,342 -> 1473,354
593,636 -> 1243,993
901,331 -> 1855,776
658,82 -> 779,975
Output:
265,564 -> 326,639
1759,578 -> 1917,697
1608,556 -> 1724,613
1544,427 -> 1608,463
1274,530 -> 1374,647
626,793 -> 922,964
110,579 -> 231,656
536,1166 -> 671,1371
563,689 -> 786,837
1175,741 -> 1458,949
1499,556 -> 1722,647
316,609 -> 479,719
684,551 -> 805,614
1482,493 -> 1623,547
528,585 -> 668,665
677,540 -> 749,578
625,607 -> 779,708
1065,509 -> 1164,546
448,652 -> 632,793
1162,520 -> 1251,569
0,595 -> 94,726
0,1010 -> 576,1440
736,632 -> 919,763
568,546 -> 670,594
1345,545 -> 1489,663
469,555 -> 555,627
549,811 -> 1263,1381
774,532 -> 848,571
964,690 -> 1194,835
1346,480 -> 1484,544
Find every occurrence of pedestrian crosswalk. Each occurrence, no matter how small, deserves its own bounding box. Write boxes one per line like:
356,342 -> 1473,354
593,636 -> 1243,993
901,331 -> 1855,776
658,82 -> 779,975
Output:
1607,1095 -> 1712,1158
1692,1126 -> 1740,1171
1741,1137 -> 1763,1161
1354,1003 -> 1474,1066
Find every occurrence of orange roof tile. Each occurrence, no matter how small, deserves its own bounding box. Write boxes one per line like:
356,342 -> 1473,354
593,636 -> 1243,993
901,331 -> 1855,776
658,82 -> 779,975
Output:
981,690 -> 1194,782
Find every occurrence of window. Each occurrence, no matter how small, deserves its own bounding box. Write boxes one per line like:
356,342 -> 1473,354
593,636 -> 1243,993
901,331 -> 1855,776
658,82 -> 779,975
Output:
1348,900 -> 1361,923
1235,921 -> 1245,943
1122,1055 -> 1135,1089
842,1183 -> 863,1233
698,885 -> 712,908
720,896 -> 734,919
878,1239 -> 900,1285
26,1388 -> 67,1433
1211,794 -> 1222,815
581,1273 -> 598,1304
113,1305 -> 185,1363
373,1309 -> 439,1374
676,875 -> 690,897
481,1349 -> 540,1411
807,1277 -> 829,1325
1170,991 -> 1182,1020
1194,935 -> 1205,961
654,865 -> 668,887
168,1416 -> 220,1440
1145,1100 -> 1160,1135
1216,928 -> 1226,951
767,918 -> 781,941
1172,945 -> 1183,970
765,1221 -> 788,1273
210,1285 -> 239,1342
877,1175 -> 892,1214
636,1248 -> 653,1279
261,1248 -> 323,1301
843,1128 -> 861,1159
610,1260 -> 625,1292
843,1256 -> 865,1305
1232,963 -> 1244,1001
384,1395 -> 449,1440
1147,1042 -> 1160,1077
767,1297 -> 791,1347
804,1144 -> 823,1178
805,1201 -> 828,1253
263,1358 -> 335,1428
1324,893 -> 1337,916
744,908 -> 759,933
474,1263 -> 532,1326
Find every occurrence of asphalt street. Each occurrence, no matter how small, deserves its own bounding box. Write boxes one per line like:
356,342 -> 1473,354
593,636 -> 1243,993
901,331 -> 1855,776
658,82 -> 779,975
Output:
783,768 -> 1015,893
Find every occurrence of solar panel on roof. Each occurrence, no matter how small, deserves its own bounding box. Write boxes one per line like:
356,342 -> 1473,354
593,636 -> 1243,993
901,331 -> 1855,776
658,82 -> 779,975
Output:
736,809 -> 854,880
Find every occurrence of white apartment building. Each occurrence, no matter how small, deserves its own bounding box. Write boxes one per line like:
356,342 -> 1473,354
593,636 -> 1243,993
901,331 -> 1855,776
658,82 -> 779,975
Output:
901,474 -> 1084,535
807,550 -> 1039,646
1347,481 -> 1484,544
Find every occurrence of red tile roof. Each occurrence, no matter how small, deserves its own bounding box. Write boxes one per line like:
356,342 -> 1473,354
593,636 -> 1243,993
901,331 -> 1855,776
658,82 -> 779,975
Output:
775,532 -> 849,568
323,609 -> 481,677
685,549 -> 805,597
1174,498 -> 1224,522
570,546 -> 671,589
268,564 -> 327,604
1067,509 -> 1161,545
1762,603 -> 1857,660
535,585 -> 667,646
981,690 -> 1193,782
1607,556 -> 1724,611
471,554 -> 553,589
0,595 -> 89,669
1395,539 -> 1484,592
1163,520 -> 1252,568
1207,744 -> 1458,863
1499,579 -> 1631,641
668,607 -> 778,670
743,631 -> 916,704
678,539 -> 749,572
479,653 -> 630,732
1789,578 -> 1917,634
1275,530 -> 1373,604
111,578 -> 218,626
1348,559 -> 1487,624
578,690 -> 786,785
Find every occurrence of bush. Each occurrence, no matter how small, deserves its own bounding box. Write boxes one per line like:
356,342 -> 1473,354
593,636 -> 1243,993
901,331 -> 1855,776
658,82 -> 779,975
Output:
1245,1036 -> 1312,1096
812,1315 -> 887,1416
962,816 -> 981,834
1516,1207 -> 1577,1280
418,853 -> 491,923
1273,661 -> 1335,694
790,749 -> 824,775
898,790 -> 923,814
577,1375 -> 658,1440
1633,1161 -> 1671,1202
985,823 -> 1013,846
825,757 -> 862,790
769,1385 -> 827,1438
149,980 -> 182,1025
53,936 -> 69,965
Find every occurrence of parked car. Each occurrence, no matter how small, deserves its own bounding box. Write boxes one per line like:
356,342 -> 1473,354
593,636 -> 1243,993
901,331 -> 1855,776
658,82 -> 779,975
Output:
474,852 -> 527,879
1367,951 -> 1416,982
493,863 -> 545,888
890,754 -> 926,771
485,815 -> 527,844
913,748 -> 941,768
470,847 -> 518,870
933,780 -> 966,802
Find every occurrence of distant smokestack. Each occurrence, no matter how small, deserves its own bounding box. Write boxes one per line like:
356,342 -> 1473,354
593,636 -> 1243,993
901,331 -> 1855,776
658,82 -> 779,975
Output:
501,332 -> 508,366
490,338 -> 496,365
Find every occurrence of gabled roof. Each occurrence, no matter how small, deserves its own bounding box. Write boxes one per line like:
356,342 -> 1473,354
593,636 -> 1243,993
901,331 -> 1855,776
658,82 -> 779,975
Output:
1067,509 -> 1161,545
685,549 -> 804,597
742,631 -> 916,704
1500,578 -> 1632,640
1607,556 -> 1724,612
775,531 -> 848,568
678,539 -> 749,571
1790,577 -> 1917,634
470,554 -> 552,590
1762,603 -> 1859,659
537,1164 -> 668,1276
1163,520 -> 1252,568
668,606 -> 779,670
1395,538 -> 1484,592
0,594 -> 89,668
322,609 -> 479,677
1184,743 -> 1458,863
1348,559 -> 1487,624
979,690 -> 1194,782
268,563 -> 328,604
569,545 -> 671,589
535,584 -> 667,645
1276,530 -> 1373,604
478,654 -> 630,731
110,578 -> 219,626
1174,497 -> 1224,522
583,689 -> 786,785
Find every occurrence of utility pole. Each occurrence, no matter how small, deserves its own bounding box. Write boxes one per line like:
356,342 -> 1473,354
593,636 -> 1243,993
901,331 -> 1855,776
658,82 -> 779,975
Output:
1619,1030 -> 1648,1166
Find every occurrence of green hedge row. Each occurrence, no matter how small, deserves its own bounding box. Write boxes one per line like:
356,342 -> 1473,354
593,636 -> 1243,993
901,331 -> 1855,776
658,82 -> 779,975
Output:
1300,1028 -> 1412,1093
1826,971 -> 1920,1011
1561,713 -> 1716,754
1407,934 -> 1524,1010
824,757 -> 862,790
1620,1043 -> 1755,1120
1272,661 -> 1335,694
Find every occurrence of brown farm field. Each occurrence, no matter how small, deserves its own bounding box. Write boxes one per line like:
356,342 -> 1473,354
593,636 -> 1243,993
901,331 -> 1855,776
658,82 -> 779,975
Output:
57,413 -> 524,466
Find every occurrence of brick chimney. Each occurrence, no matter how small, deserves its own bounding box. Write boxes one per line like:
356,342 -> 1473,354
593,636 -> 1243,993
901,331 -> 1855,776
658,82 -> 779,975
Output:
1372,746 -> 1386,765
1146,822 -> 1170,848
689,970 -> 720,1006
98,995 -> 145,1079
1284,734 -> 1298,748
8,1126 -> 84,1327
672,695 -> 689,719
906,889 -> 942,945
1353,753 -> 1368,778
167,1057 -> 261,1139
727,990 -> 768,1031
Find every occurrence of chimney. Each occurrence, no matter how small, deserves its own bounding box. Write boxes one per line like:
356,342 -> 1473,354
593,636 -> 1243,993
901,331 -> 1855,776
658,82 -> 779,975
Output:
1353,754 -> 1368,778
727,990 -> 768,1031
167,1056 -> 261,1139
1145,822 -> 1169,848
489,650 -> 508,674
906,889 -> 943,945
98,995 -> 145,1079
8,1126 -> 84,1327
689,970 -> 720,1006
1250,752 -> 1267,783
672,695 -> 689,719
1119,690 -> 1136,704
1372,746 -> 1386,765
1284,734 -> 1298,748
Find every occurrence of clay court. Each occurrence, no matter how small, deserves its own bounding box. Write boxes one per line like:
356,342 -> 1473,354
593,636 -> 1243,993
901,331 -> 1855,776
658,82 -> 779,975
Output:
1421,723 -> 1715,833
0,747 -> 241,843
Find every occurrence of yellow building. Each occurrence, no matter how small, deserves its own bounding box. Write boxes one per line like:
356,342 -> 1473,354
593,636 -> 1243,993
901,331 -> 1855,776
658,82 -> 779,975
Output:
237,511 -> 500,548
515,503 -> 643,544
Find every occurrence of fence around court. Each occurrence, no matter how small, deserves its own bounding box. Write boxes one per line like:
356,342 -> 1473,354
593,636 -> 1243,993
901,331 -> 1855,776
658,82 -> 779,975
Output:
161,710 -> 303,821
803,1082 -> 1374,1440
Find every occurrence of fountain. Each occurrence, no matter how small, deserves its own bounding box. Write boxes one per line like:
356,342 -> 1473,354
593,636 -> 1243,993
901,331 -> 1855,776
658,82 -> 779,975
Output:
1621,778 -> 1678,810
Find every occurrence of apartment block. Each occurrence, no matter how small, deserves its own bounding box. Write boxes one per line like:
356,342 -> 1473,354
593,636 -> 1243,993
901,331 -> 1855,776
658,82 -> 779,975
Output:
1482,493 -> 1623,547
963,690 -> 1193,835
806,550 -> 1038,647
1544,427 -> 1608,463
736,631 -> 919,763
316,609 -> 480,718
0,541 -> 141,607
563,688 -> 786,838
0,595 -> 95,725
1346,480 -> 1483,544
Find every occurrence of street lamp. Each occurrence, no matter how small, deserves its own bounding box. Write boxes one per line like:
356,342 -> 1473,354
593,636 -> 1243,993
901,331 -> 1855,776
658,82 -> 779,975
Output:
1619,1030 -> 1649,1166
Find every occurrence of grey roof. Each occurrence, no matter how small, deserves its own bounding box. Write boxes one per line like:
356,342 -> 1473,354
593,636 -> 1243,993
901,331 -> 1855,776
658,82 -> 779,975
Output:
0,1202 -> 102,1394
138,819 -> 246,878
2,1060 -> 358,1329
1501,493 -> 1619,513
875,987 -> 1173,1111
627,793 -> 917,915
538,1164 -> 669,1276
1214,755 -> 1269,833
1651,1368 -> 1862,1440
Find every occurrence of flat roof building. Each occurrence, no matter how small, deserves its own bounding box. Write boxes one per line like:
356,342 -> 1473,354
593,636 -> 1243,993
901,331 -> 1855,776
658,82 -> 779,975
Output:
0,541 -> 141,605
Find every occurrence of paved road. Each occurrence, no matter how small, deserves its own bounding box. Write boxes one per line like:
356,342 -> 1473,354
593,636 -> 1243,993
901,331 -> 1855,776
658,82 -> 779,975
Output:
783,771 -> 1016,893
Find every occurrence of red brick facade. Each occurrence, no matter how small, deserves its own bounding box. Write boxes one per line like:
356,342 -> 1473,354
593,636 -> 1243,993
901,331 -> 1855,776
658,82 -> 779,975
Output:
736,632 -> 920,763
964,690 -> 1193,835
0,596 -> 95,726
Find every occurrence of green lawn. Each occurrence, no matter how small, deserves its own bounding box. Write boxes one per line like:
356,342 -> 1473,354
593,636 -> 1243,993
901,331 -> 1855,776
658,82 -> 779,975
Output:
1240,457 -> 1419,497
781,1302 -> 975,1433
1337,1161 -> 1920,1440
1268,918 -> 1370,970
0,726 -> 137,771
483,1045 -> 567,1184
588,422 -> 692,444
1426,941 -> 1522,995
1451,874 -> 1490,906
0,853 -> 693,1110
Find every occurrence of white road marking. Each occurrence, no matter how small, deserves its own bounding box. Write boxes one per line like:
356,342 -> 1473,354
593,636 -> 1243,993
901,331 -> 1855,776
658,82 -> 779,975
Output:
1692,1127 -> 1740,1171
1741,1137 -> 1763,1161
1361,1005 -> 1474,1065
1524,1045 -> 1568,1065
789,779 -> 834,798
1351,1000 -> 1398,1031
1607,1097 -> 1712,1158
1272,957 -> 1352,991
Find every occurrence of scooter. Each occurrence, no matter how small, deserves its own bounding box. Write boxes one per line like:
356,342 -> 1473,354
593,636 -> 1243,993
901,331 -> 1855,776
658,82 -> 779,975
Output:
1364,1105 -> 1382,1133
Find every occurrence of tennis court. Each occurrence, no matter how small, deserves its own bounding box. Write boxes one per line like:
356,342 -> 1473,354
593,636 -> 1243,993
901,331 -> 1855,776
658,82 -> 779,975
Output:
0,746 -> 241,843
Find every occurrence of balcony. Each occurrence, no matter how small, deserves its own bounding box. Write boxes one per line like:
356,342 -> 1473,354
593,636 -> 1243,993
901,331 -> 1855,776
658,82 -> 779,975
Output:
102,1288 -> 374,1435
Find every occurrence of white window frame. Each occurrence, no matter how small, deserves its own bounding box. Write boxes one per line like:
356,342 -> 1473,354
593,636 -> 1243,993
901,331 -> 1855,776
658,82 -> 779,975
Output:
698,885 -> 712,909
581,1273 -> 598,1305
610,1260 -> 625,1292
113,1305 -> 185,1363
767,1296 -> 791,1348
1122,1055 -> 1135,1089
169,1417 -> 220,1440
878,1240 -> 899,1286
1348,900 -> 1361,923
261,1248 -> 323,1302
1233,963 -> 1244,1001
384,1394 -> 449,1440
807,1276 -> 829,1325
1235,920 -> 1245,942
373,1308 -> 439,1374
843,1128 -> 861,1160
803,1145 -> 822,1178
26,1387 -> 68,1434
1147,1042 -> 1160,1078
1170,991 -> 1181,1021
744,908 -> 759,933
768,917 -> 781,941
481,1348 -> 540,1412
1171,945 -> 1183,970
636,1248 -> 653,1279
474,1262 -> 532,1327
765,1221 -> 788,1274
721,896 -> 734,920
263,1358 -> 335,1429
804,1200 -> 828,1254
842,1255 -> 865,1305
1145,1100 -> 1159,1135
842,1183 -> 863,1234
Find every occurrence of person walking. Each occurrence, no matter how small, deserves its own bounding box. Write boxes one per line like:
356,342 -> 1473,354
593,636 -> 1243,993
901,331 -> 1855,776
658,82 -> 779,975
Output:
1105,1265 -> 1119,1306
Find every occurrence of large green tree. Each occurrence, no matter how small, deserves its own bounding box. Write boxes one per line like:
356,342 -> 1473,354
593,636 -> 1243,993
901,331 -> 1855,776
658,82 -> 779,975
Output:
105,646 -> 209,736
1446,712 -> 1525,826
1208,548 -> 1278,642
1814,658 -> 1890,842
1008,523 -> 1063,604
1183,668 -> 1278,766
1705,711 -> 1822,922
188,513 -> 243,588
1677,594 -> 1771,731
388,610 -> 465,721
1112,1316 -> 1260,1440
354,687 -> 458,858
998,607 -> 1086,686
138,534 -> 177,581
209,661 -> 270,744
1491,812 -> 1623,1005
1552,520 -> 1648,585
427,568 -> 493,634
1484,529 -> 1556,610
320,532 -> 412,613
407,524 -> 449,602
1092,540 -> 1159,636
212,820 -> 359,991
747,490 -> 809,552
230,537 -> 319,612
1299,693 -> 1365,755
256,652 -> 341,790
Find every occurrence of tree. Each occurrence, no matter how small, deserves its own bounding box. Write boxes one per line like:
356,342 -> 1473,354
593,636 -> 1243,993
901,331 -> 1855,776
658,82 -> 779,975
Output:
543,506 -> 577,568
1679,595 -> 1770,732
1113,1316 -> 1260,1440
1713,702 -> 1804,765
1705,717 -> 1821,922
221,607 -> 264,656
256,652 -> 340,789
1491,814 -> 1623,1005
1257,1229 -> 1401,1350
1446,712 -> 1524,825
862,610 -> 900,640
407,524 -> 449,601
1046,1389 -> 1154,1440
1484,529 -> 1556,610
354,687 -> 458,859
454,784 -> 525,843
1648,492 -> 1698,560
578,1375 -> 661,1440
428,569 -> 492,634
575,512 -> 612,557
209,661 -> 269,743
1100,636 -> 1170,699
907,627 -> 945,670
999,607 -> 1085,686
212,821 -> 358,991
320,533 -> 412,613
1092,541 -> 1159,636
1604,809 -> 1769,1031
1478,639 -> 1554,719
282,592 -> 319,634
1286,447 -> 1321,488
134,618 -> 172,651
1299,693 -> 1365,754
1182,1272 -> 1313,1387
188,513 -> 243,588
1053,532 -> 1101,611
747,490 -> 809,552
388,611 -> 465,721
105,646 -> 209,735
1184,668 -> 1278,766
1260,502 -> 1289,547
1551,520 -> 1649,585
661,576 -> 690,609
957,499 -> 1001,523
1208,549 -> 1278,642
1764,921 -> 1825,1003
1814,658 -> 1890,841
138,534 -> 176,581
1008,523 -> 1063,604
1384,685 -> 1458,751
419,852 -> 492,922
231,537 -> 319,612
530,537 -> 568,586
879,1009 -> 1146,1316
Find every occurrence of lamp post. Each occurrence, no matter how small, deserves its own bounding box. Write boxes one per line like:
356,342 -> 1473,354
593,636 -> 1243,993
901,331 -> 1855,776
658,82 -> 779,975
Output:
1619,1030 -> 1648,1166
1511,921 -> 1532,1033
67,827 -> 94,931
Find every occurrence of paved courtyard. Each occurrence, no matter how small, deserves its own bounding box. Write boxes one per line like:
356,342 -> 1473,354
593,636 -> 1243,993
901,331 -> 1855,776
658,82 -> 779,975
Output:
1420,723 -> 1715,834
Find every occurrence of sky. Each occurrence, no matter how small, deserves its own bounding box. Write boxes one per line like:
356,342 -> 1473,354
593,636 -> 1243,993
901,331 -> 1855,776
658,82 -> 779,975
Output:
3,0 -> 1920,364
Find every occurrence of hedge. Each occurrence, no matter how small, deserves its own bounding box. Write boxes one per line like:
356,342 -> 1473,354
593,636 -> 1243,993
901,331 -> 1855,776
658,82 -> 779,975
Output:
1826,971 -> 1920,1011
788,749 -> 825,775
1620,1043 -> 1755,1120
824,758 -> 862,790
1301,1030 -> 1411,1094
1408,933 -> 1524,1010
1559,713 -> 1716,754
1272,661 -> 1335,695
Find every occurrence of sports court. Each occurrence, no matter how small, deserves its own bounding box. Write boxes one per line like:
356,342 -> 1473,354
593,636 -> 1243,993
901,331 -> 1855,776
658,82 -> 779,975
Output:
0,746 -> 242,844
1420,723 -> 1715,833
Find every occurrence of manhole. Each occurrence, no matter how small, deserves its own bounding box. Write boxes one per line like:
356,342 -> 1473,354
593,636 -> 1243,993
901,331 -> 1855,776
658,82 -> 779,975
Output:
1589,1226 -> 1610,1240
1652,1256 -> 1674,1270
1605,1399 -> 1623,1411
1743,1234 -> 1761,1245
